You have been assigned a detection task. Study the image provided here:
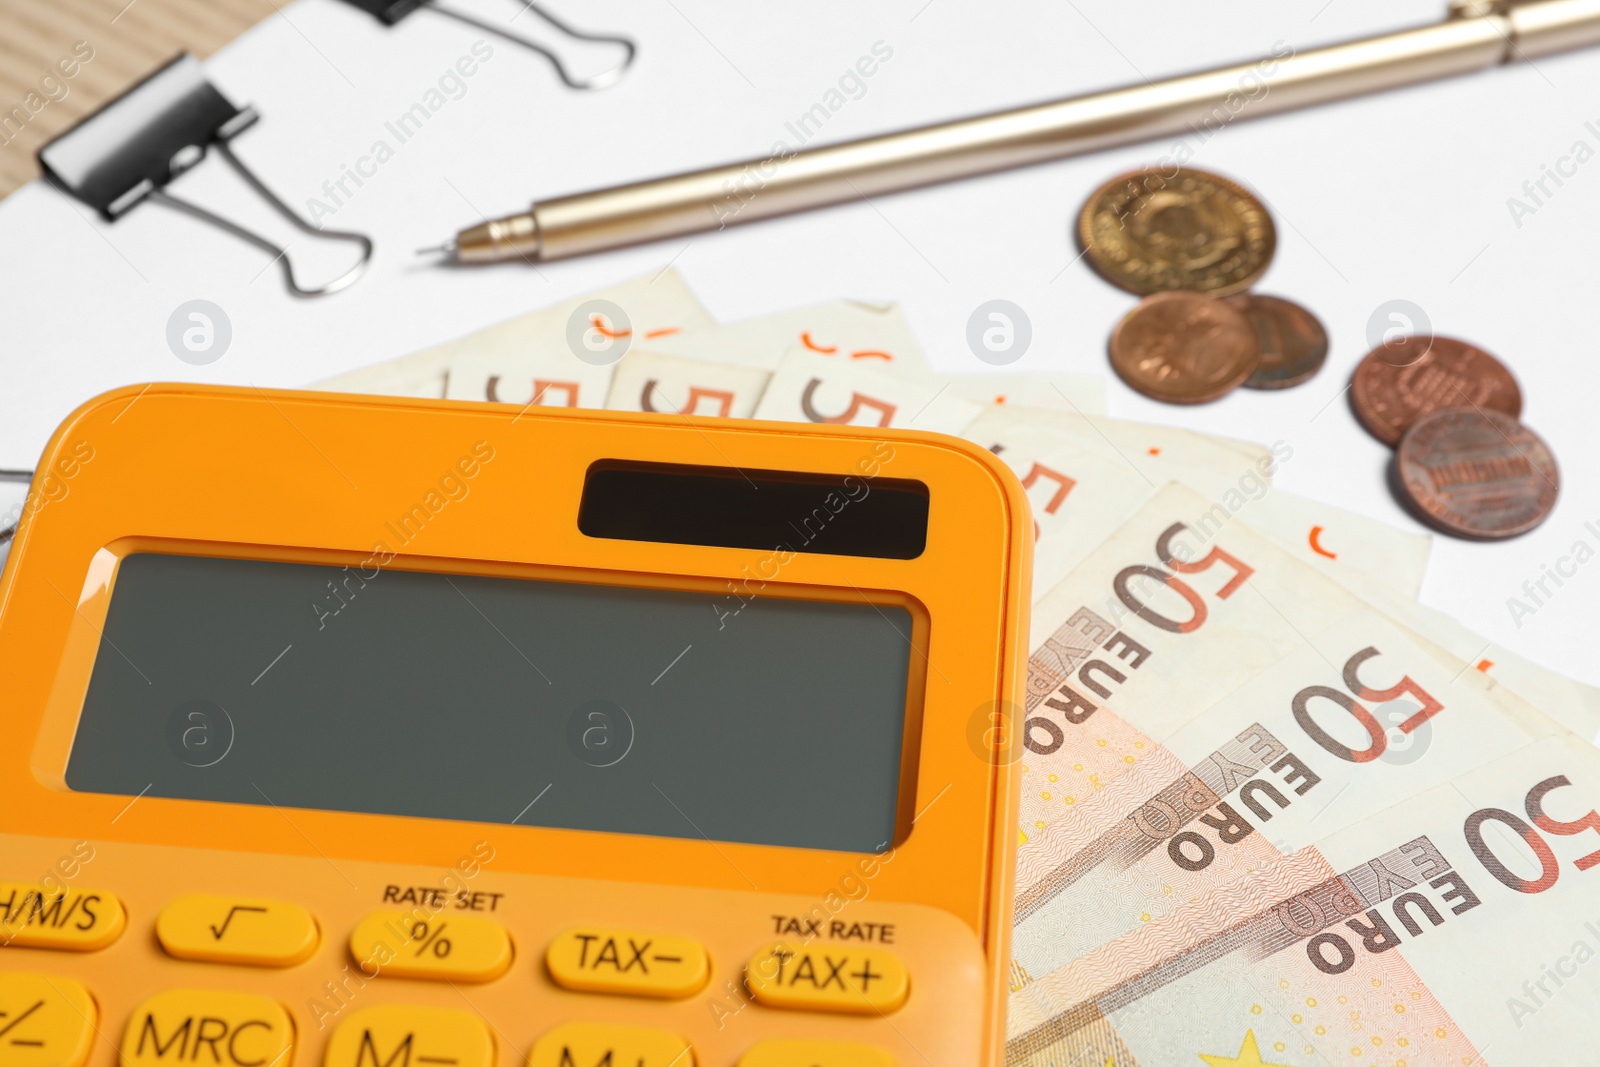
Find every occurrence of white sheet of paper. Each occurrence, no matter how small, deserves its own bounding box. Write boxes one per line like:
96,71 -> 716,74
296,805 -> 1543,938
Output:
0,0 -> 1593,685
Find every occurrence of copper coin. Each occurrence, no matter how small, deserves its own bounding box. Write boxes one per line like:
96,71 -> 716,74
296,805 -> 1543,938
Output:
1396,407 -> 1558,539
1225,294 -> 1329,390
1109,292 -> 1260,404
1077,167 -> 1276,298
1351,335 -> 1522,446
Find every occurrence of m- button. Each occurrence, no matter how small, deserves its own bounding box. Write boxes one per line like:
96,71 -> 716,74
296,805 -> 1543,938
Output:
120,990 -> 293,1067
324,1005 -> 493,1067
545,927 -> 709,998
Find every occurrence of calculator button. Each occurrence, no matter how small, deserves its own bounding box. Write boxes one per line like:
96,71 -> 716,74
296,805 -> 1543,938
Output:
120,989 -> 293,1067
157,895 -> 319,967
544,926 -> 709,999
323,1005 -> 493,1067
737,1040 -> 895,1067
0,884 -> 125,951
349,910 -> 512,983
744,943 -> 909,1015
526,1022 -> 691,1067
0,973 -> 96,1067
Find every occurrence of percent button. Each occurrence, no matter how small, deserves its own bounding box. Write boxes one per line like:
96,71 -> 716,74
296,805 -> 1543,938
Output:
349,911 -> 513,983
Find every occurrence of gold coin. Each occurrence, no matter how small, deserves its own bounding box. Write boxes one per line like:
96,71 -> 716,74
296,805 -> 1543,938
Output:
1077,167 -> 1276,297
1109,292 -> 1260,405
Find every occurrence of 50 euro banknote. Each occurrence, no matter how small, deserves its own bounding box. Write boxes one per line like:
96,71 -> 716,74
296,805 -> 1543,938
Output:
315,268 -> 712,401
1011,483 -> 1379,840
603,299 -> 934,419
1005,736 -> 1600,1066
1008,605 -> 1538,983
958,411 -> 1429,602
1335,559 -> 1600,748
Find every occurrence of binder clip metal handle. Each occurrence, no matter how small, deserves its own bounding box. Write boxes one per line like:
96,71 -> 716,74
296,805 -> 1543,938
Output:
0,469 -> 31,546
151,129 -> 373,299
342,0 -> 636,91
37,54 -> 373,299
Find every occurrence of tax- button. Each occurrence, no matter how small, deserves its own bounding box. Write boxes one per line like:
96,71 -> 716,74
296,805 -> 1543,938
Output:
158,895 -> 319,967
0,883 -> 125,951
526,1023 -> 691,1067
545,926 -> 709,999
349,910 -> 512,982
0,973 -> 97,1067
738,1040 -> 895,1067
324,1005 -> 493,1067
745,943 -> 909,1015
121,990 -> 292,1067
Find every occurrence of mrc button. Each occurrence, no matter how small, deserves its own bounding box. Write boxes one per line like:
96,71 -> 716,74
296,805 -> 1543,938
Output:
120,990 -> 293,1067
745,943 -> 909,1014
545,926 -> 709,999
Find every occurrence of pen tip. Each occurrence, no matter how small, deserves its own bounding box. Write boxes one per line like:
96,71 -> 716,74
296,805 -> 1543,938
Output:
416,239 -> 457,258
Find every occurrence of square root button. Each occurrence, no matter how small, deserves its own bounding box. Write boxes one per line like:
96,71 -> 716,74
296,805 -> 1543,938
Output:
157,895 -> 319,967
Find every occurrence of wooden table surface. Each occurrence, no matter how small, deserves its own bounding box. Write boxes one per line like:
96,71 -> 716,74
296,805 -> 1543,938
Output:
0,0 -> 274,199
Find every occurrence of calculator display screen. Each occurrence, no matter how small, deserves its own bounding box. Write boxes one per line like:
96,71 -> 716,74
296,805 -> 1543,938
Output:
65,553 -> 914,853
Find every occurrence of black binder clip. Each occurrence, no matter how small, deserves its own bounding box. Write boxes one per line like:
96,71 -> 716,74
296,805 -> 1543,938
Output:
341,0 -> 636,90
37,54 -> 372,299
0,469 -> 30,546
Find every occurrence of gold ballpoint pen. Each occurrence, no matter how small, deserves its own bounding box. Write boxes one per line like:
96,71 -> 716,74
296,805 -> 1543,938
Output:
424,0 -> 1600,265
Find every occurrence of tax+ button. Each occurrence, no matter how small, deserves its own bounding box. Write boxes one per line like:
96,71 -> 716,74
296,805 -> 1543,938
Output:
745,943 -> 909,1014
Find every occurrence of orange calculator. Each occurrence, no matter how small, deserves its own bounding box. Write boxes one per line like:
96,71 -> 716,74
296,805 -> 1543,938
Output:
0,384 -> 1030,1067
